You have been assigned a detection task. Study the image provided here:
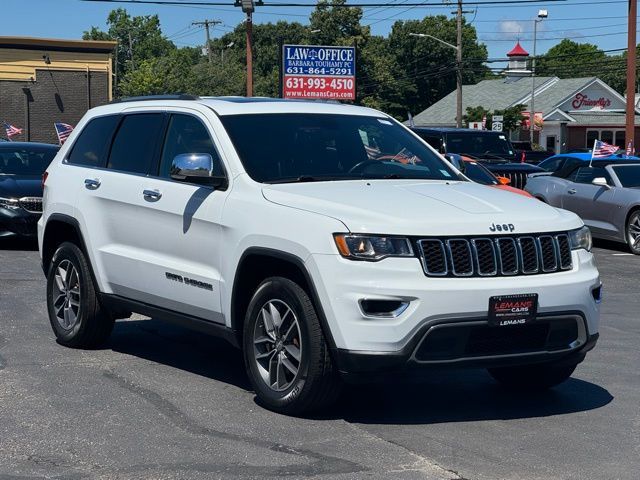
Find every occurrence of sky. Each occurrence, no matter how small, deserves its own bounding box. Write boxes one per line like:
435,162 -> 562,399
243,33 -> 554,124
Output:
0,0 -> 637,61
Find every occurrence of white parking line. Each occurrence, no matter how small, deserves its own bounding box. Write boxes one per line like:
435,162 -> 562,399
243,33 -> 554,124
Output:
611,253 -> 634,256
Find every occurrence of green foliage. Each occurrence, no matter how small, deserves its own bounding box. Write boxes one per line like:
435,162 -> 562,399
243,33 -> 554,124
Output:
536,40 -> 606,79
463,105 -> 491,124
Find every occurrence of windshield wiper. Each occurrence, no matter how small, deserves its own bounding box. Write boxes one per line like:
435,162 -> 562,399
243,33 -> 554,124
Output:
267,175 -> 358,184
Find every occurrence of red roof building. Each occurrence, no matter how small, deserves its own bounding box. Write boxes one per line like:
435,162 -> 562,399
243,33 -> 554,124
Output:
507,41 -> 529,57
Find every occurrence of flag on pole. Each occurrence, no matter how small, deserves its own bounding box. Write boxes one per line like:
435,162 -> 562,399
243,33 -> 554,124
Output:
407,111 -> 415,128
592,139 -> 619,159
3,122 -> 23,140
54,122 -> 74,145
481,115 -> 487,130
626,140 -> 634,157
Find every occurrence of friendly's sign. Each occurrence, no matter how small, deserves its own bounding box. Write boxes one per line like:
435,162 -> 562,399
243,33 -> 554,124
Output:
282,45 -> 356,100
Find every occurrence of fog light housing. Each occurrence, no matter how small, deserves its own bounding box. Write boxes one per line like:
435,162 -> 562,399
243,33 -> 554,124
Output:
359,299 -> 409,318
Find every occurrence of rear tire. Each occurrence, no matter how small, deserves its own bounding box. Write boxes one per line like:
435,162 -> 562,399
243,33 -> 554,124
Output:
243,277 -> 341,415
488,362 -> 577,391
625,210 -> 640,255
46,242 -> 114,348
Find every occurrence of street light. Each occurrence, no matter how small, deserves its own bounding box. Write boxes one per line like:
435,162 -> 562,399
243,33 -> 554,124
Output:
530,9 -> 548,145
409,32 -> 462,129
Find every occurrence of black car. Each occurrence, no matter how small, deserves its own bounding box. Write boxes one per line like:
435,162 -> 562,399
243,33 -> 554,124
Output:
511,140 -> 554,165
410,127 -> 544,189
0,142 -> 59,237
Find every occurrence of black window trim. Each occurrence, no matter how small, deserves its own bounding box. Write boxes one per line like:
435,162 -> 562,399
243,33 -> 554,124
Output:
150,111 -> 229,190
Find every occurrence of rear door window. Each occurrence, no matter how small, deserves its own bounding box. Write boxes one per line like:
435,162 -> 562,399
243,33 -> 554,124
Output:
107,113 -> 165,175
67,115 -> 119,168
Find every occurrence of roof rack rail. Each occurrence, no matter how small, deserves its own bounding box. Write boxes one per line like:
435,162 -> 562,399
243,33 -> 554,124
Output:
110,94 -> 200,104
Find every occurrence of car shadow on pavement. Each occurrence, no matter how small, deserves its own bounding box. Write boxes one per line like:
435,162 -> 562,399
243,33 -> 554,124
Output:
107,318 -> 613,424
107,318 -> 251,391
593,238 -> 632,254
0,236 -> 38,251
327,369 -> 614,425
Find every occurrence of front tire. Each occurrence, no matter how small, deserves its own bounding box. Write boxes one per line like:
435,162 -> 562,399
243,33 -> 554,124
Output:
626,210 -> 640,255
243,277 -> 341,415
488,362 -> 577,391
46,242 -> 114,348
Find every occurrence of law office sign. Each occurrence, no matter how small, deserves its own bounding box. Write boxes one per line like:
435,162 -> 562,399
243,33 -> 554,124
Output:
282,45 -> 356,100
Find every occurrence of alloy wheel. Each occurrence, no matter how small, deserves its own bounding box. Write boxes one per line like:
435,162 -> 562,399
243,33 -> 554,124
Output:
52,259 -> 81,331
252,299 -> 302,392
628,213 -> 640,252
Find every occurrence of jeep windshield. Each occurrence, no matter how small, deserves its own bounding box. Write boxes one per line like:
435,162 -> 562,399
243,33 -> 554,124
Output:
444,132 -> 515,162
220,113 -> 461,183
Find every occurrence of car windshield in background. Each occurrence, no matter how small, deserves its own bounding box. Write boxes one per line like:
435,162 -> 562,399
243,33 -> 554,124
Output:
220,113 -> 460,183
445,133 -> 514,158
612,165 -> 640,188
461,161 -> 498,185
0,146 -> 58,175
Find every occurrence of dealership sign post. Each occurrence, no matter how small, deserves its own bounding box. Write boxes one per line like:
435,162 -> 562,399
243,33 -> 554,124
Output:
282,44 -> 356,100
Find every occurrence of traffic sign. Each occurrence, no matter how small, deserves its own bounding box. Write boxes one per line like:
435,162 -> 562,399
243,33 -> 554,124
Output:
492,121 -> 504,132
493,115 -> 504,122
282,45 -> 356,100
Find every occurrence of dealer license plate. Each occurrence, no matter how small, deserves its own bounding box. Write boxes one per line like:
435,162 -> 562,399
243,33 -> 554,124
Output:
488,293 -> 538,327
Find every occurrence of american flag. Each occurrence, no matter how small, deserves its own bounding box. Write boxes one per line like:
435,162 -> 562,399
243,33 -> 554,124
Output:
54,122 -> 74,145
3,122 -> 23,140
626,140 -> 634,157
592,139 -> 619,159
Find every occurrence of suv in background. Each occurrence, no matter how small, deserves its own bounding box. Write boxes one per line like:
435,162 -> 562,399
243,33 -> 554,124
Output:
511,141 -> 554,165
411,127 -> 544,189
39,96 -> 601,414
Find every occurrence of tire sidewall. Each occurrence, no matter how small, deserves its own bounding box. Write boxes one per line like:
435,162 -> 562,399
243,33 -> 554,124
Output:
243,278 -> 315,409
46,243 -> 89,342
627,211 -> 640,254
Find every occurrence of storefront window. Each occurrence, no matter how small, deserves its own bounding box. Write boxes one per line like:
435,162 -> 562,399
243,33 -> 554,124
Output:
615,131 -> 626,149
586,130 -> 599,147
601,131 -> 614,144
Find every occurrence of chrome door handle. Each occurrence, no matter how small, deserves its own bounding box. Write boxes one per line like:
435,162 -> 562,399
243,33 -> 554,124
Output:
568,189 -> 577,194
84,178 -> 101,190
143,189 -> 162,201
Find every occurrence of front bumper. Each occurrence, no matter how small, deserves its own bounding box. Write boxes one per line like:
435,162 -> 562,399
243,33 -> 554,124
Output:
306,249 -> 601,374
0,208 -> 40,237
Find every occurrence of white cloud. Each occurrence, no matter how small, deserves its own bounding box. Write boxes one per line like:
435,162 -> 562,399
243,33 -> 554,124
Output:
499,20 -> 526,37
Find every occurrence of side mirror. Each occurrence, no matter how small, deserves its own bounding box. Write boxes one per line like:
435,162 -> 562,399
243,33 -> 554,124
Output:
444,153 -> 464,172
497,176 -> 511,185
170,153 -> 226,188
591,177 -> 610,189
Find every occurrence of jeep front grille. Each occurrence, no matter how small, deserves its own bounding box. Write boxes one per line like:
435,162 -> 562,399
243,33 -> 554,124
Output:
417,233 -> 572,277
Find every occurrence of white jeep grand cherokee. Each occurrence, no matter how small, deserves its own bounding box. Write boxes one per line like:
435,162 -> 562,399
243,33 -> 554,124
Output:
38,95 -> 601,414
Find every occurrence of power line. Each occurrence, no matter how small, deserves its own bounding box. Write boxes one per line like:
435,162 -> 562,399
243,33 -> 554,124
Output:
192,19 -> 222,63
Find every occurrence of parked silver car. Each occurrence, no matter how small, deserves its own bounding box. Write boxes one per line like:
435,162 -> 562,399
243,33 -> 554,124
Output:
526,160 -> 640,254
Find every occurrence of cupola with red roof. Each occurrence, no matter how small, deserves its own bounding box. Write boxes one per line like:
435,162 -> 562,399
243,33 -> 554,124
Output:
505,40 -> 531,78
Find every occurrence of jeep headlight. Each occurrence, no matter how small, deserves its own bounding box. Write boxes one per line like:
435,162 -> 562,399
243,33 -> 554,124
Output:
0,197 -> 19,210
333,234 -> 414,260
569,226 -> 592,252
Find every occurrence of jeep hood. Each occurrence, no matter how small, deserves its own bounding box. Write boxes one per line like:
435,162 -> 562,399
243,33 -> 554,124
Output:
262,180 -> 582,236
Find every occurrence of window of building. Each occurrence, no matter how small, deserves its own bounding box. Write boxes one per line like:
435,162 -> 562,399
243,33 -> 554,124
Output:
107,113 -> 165,175
67,115 -> 120,168
585,129 -> 625,149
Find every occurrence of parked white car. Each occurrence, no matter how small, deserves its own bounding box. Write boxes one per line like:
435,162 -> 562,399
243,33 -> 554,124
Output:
39,96 -> 601,414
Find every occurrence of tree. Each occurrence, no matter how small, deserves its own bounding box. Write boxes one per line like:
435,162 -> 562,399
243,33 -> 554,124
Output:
536,39 -> 607,79
83,8 -> 176,94
463,104 -> 524,133
463,105 -> 491,125
388,16 -> 489,117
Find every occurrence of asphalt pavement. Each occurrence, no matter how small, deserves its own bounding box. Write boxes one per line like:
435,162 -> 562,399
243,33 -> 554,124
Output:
0,237 -> 638,479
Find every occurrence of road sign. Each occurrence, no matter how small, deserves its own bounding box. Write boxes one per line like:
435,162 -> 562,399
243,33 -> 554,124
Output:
493,115 -> 504,122
282,45 -> 356,100
492,121 -> 504,132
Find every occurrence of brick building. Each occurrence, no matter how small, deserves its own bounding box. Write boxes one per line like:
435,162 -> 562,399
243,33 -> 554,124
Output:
0,36 -> 116,144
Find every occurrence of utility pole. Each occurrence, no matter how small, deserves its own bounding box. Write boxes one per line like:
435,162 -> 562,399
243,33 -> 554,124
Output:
192,19 -> 221,64
626,0 -> 637,153
455,0 -> 463,129
128,31 -> 135,70
530,10 -> 548,146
